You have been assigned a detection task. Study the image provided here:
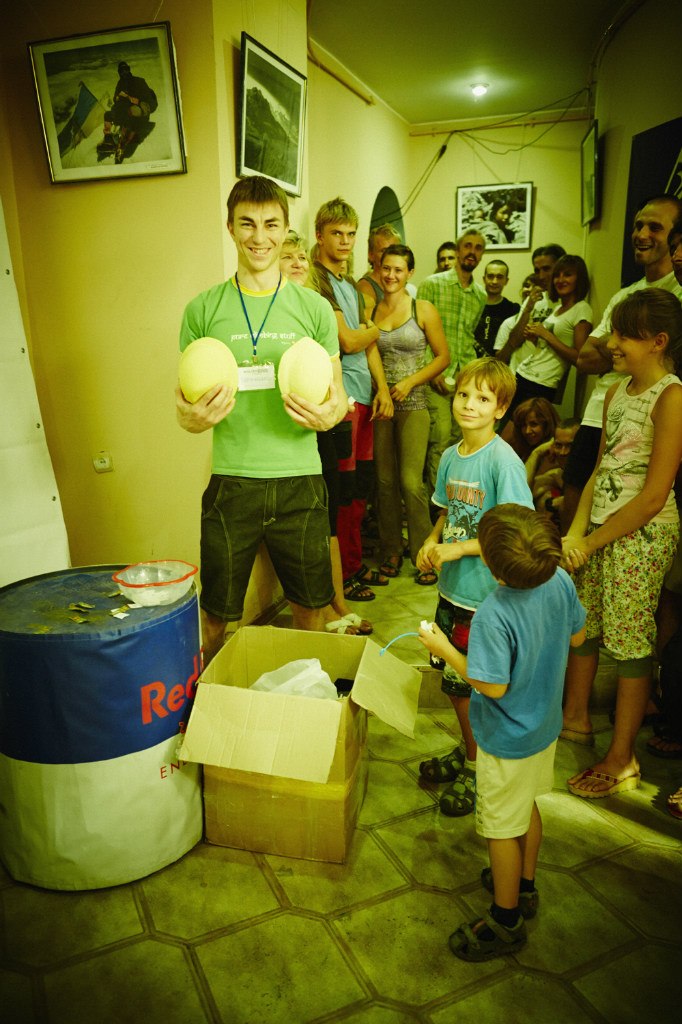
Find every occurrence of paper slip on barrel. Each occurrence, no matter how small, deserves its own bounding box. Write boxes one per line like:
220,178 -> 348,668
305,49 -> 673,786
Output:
0,566 -> 202,890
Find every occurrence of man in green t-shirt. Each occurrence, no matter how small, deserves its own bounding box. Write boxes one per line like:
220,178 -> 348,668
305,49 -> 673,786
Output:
176,176 -> 347,662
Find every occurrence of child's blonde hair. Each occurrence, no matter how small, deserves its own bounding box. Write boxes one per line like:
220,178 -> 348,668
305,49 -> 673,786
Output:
455,357 -> 516,408
478,503 -> 561,589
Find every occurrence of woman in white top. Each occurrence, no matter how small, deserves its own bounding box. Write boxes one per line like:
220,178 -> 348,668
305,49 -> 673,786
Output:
500,256 -> 593,432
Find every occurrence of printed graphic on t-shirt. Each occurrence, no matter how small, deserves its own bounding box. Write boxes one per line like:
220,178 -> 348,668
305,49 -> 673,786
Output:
443,478 -> 485,540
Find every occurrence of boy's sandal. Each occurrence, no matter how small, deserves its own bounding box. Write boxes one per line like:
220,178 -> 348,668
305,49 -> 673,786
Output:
415,569 -> 437,586
354,563 -> 389,586
343,577 -> 375,602
418,746 -> 465,783
379,555 -> 403,577
439,766 -> 476,816
449,912 -> 527,962
480,867 -> 539,919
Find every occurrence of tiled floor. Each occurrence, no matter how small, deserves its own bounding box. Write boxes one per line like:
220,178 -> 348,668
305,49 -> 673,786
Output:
2,569 -> 681,1023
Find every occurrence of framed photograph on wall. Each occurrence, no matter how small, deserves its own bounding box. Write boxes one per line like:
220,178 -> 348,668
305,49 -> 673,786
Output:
28,22 -> 186,183
456,182 -> 533,250
238,33 -> 306,196
581,120 -> 600,226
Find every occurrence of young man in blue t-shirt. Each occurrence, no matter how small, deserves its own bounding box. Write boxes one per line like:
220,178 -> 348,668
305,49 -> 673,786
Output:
420,503 -> 586,961
416,357 -> 533,817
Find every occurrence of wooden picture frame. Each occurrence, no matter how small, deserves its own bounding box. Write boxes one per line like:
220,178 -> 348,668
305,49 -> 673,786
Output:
238,33 -> 307,196
581,120 -> 600,226
29,22 -> 186,183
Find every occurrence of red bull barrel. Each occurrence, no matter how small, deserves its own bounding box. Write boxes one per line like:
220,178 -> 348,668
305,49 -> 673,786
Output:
0,566 -> 202,890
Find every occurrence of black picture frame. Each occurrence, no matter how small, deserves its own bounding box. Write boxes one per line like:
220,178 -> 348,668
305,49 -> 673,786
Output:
580,120 -> 600,226
28,22 -> 186,183
238,33 -> 307,197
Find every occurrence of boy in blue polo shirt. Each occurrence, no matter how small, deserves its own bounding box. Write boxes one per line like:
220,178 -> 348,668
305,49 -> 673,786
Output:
419,503 -> 585,961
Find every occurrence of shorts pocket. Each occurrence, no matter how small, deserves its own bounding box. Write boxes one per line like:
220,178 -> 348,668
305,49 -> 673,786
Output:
201,475 -> 224,520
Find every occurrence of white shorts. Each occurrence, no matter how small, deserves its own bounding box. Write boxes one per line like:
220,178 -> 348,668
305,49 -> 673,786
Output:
475,741 -> 556,839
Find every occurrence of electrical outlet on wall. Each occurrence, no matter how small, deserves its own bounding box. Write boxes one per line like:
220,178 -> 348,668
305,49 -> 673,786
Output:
93,451 -> 114,473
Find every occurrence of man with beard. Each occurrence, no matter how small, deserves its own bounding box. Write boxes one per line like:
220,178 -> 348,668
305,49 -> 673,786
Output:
417,229 -> 487,494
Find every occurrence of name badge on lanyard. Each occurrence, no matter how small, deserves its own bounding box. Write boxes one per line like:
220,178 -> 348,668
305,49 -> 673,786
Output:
235,273 -> 281,390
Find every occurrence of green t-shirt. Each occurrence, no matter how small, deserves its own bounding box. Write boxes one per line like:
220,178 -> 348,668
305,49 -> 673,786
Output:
180,277 -> 339,478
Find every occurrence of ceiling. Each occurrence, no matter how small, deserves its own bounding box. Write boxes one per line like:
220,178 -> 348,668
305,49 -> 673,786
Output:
307,0 -> 637,126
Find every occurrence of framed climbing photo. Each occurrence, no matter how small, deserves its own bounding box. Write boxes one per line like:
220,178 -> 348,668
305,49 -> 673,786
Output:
238,33 -> 307,196
28,22 -> 187,184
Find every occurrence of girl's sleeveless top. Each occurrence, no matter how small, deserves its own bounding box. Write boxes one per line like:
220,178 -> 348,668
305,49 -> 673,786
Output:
591,372 -> 681,525
376,299 -> 428,411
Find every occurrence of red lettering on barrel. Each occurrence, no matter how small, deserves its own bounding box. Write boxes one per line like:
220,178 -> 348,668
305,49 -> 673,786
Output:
141,681 -> 168,723
186,655 -> 200,698
167,684 -> 185,712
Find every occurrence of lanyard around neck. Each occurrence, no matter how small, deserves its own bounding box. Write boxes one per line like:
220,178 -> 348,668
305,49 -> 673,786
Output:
235,273 -> 282,360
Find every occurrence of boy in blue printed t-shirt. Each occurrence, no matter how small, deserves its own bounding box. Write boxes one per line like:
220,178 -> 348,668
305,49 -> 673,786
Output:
416,358 -> 533,816
419,504 -> 586,961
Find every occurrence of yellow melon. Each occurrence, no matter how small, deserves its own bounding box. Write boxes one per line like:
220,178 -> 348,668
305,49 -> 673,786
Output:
179,337 -> 239,403
277,336 -> 333,404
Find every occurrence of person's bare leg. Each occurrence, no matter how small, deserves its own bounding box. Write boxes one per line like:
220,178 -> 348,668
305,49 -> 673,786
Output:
488,837 -> 522,910
201,609 -> 228,667
519,802 -> 542,882
569,674 -> 648,793
562,649 -> 599,734
289,601 -> 325,631
453,694 -> 477,761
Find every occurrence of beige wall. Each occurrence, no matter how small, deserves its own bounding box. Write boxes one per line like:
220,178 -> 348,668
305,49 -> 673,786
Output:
0,0 -> 676,586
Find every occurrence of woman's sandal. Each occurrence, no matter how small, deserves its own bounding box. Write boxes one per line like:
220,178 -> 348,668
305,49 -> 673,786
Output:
646,733 -> 682,759
324,618 -> 360,635
449,912 -> 527,962
418,746 -> 465,783
415,569 -> 437,586
343,577 -> 375,602
342,612 -> 373,635
354,563 -> 389,586
439,766 -> 476,816
379,555 -> 403,578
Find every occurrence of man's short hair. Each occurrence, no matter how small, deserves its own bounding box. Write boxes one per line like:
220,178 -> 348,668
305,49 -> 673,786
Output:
455,357 -> 516,409
456,228 -> 486,249
484,259 -> 510,276
437,241 -> 457,258
227,175 -> 289,226
315,197 -> 359,234
532,244 -> 566,262
369,223 -> 400,251
637,194 -> 682,220
478,504 -> 561,589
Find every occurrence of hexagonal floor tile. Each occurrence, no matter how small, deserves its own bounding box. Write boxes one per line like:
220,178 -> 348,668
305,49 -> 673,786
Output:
368,713 -> 454,763
579,844 -> 682,941
140,843 -> 279,939
335,1003 -> 423,1023
266,830 -> 406,915
375,806 -> 486,889
196,914 -> 364,1023
430,972 -> 596,1024
43,939 -> 208,1024
358,762 -> 435,827
1,885 -> 143,967
537,790 -> 634,868
573,942 -> 679,1021
333,890 -> 504,1006
1,968 -> 36,1023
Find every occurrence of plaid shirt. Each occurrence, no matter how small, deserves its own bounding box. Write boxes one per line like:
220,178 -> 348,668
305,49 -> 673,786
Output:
417,270 -> 486,375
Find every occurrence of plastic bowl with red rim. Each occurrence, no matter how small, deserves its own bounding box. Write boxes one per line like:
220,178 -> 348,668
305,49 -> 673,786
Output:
112,560 -> 198,607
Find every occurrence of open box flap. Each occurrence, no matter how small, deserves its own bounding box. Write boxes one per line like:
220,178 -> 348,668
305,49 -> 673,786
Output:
179,683 -> 342,783
351,639 -> 421,737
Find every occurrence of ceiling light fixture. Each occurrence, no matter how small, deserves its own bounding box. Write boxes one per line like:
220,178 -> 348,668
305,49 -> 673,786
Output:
471,83 -> 488,97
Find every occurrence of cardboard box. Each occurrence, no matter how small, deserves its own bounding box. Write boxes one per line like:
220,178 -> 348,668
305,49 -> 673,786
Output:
179,626 -> 421,862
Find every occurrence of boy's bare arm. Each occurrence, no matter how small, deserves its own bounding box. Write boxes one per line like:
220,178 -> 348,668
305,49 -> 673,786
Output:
418,622 -> 507,698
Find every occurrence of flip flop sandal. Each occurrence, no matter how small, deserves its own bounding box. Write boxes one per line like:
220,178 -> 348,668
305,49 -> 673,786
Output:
354,563 -> 389,586
667,789 -> 682,820
343,577 -> 375,602
448,912 -> 527,962
439,766 -> 476,816
645,736 -> 682,759
379,556 -> 403,577
342,612 -> 373,635
415,569 -> 437,586
559,727 -> 595,746
480,867 -> 539,919
418,745 -> 465,783
567,767 -> 641,799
